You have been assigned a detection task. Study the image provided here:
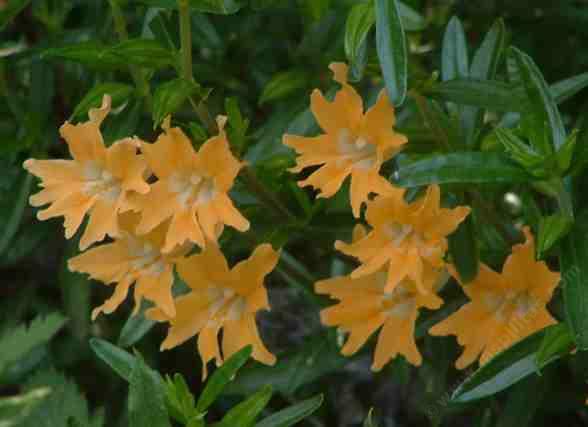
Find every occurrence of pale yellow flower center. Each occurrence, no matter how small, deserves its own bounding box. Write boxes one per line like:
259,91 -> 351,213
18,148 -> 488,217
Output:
484,289 -> 537,322
336,128 -> 377,170
169,172 -> 216,208
82,161 -> 122,202
206,286 -> 246,326
384,223 -> 441,259
376,272 -> 415,319
127,238 -> 167,275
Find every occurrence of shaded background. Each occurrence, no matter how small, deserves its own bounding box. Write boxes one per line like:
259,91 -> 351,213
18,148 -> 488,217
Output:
2,0 -> 588,426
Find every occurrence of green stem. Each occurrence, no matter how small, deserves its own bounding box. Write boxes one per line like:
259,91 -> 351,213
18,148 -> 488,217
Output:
178,0 -> 192,81
178,0 -> 215,133
109,0 -> 152,109
241,166 -> 297,223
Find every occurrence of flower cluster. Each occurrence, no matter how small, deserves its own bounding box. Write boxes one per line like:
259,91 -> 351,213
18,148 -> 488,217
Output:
25,61 -> 562,378
286,63 -> 560,371
24,95 -> 279,378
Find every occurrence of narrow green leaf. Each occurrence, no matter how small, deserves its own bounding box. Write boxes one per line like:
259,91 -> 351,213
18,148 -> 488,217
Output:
255,394 -> 323,427
509,47 -> 566,153
0,0 -> 31,30
60,240 -> 90,342
90,338 -> 164,386
117,311 -> 156,348
556,130 -> 578,174
0,387 -> 50,426
496,374 -> 546,427
224,335 -> 347,396
448,211 -> 479,283
0,313 -> 67,375
559,211 -> 588,349
393,152 -> 534,187
42,42 -> 122,70
129,354 -> 171,427
535,322 -> 574,369
72,83 -> 134,121
397,1 -> 425,32
90,338 -> 135,382
463,18 -> 507,147
495,127 -> 548,177
112,38 -> 175,69
216,385 -> 272,427
451,325 -> 563,403
152,78 -> 201,127
165,373 -> 199,423
196,346 -> 253,412
441,16 -> 469,81
375,0 -> 407,106
0,172 -> 33,257
259,70 -> 309,105
137,0 -> 242,14
537,214 -> 573,258
550,71 -> 588,104
345,2 -> 374,81
426,79 -> 524,112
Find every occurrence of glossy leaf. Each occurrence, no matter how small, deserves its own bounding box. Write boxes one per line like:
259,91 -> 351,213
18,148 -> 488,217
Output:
111,38 -> 176,69
509,47 -> 566,153
152,78 -> 201,127
393,152 -> 534,187
550,71 -> 588,104
128,353 -> 171,427
215,385 -> 272,427
72,83 -> 134,121
441,16 -> 469,81
451,325 -> 564,403
397,1 -> 425,32
117,311 -> 156,348
426,79 -> 524,112
255,394 -> 323,427
494,127 -> 548,177
165,373 -> 200,424
90,338 -> 163,385
375,0 -> 407,106
259,70 -> 309,105
448,210 -> 479,283
537,214 -> 573,258
42,42 -> 123,70
223,335 -> 347,396
535,322 -> 574,369
463,18 -> 507,147
344,2 -> 374,81
196,346 -> 253,412
138,0 -> 242,14
559,211 -> 588,350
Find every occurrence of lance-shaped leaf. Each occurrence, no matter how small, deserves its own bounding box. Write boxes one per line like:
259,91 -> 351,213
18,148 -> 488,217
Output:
152,78 -> 201,127
535,322 -> 574,369
559,210 -> 588,350
392,152 -> 535,187
441,16 -> 469,81
129,353 -> 171,427
462,18 -> 507,147
494,127 -> 549,178
196,346 -> 253,413
255,394 -> 323,427
375,0 -> 408,106
509,47 -> 566,154
537,214 -> 573,258
451,324 -> 564,403
214,385 -> 273,427
72,83 -> 135,121
344,2 -> 374,82
425,79 -> 524,112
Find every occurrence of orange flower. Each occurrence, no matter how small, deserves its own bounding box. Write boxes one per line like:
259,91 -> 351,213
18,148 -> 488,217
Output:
146,243 -> 279,379
429,227 -> 560,369
335,185 -> 470,294
283,62 -> 408,217
135,116 -> 249,252
23,95 -> 150,250
68,212 -> 190,320
316,225 -> 447,368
